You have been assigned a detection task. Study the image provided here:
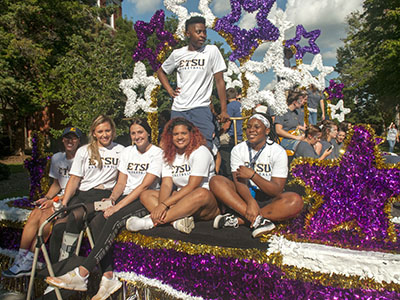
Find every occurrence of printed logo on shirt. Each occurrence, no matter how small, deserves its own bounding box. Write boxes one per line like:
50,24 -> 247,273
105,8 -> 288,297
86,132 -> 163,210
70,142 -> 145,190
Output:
88,157 -> 119,168
178,59 -> 205,70
58,167 -> 70,177
172,164 -> 191,177
127,163 -> 149,174
244,162 -> 272,178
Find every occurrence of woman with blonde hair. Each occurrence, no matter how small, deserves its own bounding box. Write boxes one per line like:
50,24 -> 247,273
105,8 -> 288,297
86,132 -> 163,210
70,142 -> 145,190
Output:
49,115 -> 124,264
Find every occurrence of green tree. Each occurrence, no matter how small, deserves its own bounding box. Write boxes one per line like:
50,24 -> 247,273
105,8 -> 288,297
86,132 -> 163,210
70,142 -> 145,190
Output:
336,0 -> 400,128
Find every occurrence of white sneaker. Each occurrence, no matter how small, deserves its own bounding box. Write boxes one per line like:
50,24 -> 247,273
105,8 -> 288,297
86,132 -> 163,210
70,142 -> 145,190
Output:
172,216 -> 195,234
126,215 -> 153,232
91,275 -> 122,300
2,255 -> 32,278
43,286 -> 54,295
45,267 -> 88,291
251,215 -> 275,238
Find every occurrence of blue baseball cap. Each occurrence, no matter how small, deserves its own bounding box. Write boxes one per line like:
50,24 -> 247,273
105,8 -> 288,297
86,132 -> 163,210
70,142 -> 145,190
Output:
62,127 -> 83,139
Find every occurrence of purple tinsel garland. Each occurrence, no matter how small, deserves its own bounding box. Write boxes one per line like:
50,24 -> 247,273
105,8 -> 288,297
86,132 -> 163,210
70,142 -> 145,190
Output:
285,25 -> 320,60
114,242 -> 400,300
214,0 -> 279,61
291,125 -> 400,247
11,197 -> 34,209
132,10 -> 177,72
24,133 -> 51,201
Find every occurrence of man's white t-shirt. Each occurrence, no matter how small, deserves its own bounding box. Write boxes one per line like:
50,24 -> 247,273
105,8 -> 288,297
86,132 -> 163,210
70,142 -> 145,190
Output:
162,145 -> 215,190
49,152 -> 74,195
230,141 -> 288,186
118,145 -> 163,195
69,142 -> 125,191
161,44 -> 226,111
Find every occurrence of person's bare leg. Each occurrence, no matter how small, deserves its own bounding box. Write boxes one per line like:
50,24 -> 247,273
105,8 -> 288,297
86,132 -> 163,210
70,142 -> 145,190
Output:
140,190 -> 160,212
260,192 -> 303,221
161,188 -> 220,223
210,175 -> 248,224
19,208 -> 43,250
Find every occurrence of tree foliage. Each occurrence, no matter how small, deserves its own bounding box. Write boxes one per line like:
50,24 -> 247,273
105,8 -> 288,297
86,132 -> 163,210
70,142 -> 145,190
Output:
336,0 -> 400,127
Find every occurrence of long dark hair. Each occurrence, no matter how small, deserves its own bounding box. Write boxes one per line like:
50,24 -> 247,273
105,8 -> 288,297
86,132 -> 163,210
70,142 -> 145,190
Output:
130,118 -> 152,142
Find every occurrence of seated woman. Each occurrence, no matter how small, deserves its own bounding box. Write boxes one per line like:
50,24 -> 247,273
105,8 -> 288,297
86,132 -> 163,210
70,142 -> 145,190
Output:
46,119 -> 163,300
49,115 -> 124,263
127,117 -> 220,234
275,90 -> 306,151
295,125 -> 332,160
1,127 -> 82,278
210,113 -> 303,238
320,120 -> 338,159
332,123 -> 347,157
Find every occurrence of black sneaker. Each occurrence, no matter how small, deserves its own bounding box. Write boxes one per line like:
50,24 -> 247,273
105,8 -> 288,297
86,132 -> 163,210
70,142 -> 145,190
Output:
251,215 -> 275,238
213,213 -> 239,229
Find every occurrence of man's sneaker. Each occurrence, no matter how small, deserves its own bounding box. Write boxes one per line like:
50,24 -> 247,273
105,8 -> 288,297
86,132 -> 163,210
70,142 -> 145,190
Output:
2,255 -> 32,278
45,267 -> 88,291
172,216 -> 195,234
251,215 -> 275,238
91,275 -> 122,300
213,213 -> 239,229
126,215 -> 154,232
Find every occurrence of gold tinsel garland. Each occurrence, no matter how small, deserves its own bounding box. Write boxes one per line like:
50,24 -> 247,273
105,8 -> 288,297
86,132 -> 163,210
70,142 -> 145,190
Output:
148,84 -> 160,145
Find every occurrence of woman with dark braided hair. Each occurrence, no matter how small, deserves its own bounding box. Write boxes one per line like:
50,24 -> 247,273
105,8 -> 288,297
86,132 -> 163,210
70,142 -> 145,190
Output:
127,117 -> 220,234
210,113 -> 303,238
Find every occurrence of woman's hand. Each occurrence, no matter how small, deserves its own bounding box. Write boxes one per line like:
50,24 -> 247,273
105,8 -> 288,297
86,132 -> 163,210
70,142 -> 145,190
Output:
103,205 -> 120,219
151,204 -> 168,225
245,201 -> 261,226
40,199 -> 53,210
34,197 -> 49,207
235,166 -> 255,180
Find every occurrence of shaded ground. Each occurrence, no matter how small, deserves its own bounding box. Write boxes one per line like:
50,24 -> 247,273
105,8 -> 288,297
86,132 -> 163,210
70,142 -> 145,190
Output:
0,156 -> 30,199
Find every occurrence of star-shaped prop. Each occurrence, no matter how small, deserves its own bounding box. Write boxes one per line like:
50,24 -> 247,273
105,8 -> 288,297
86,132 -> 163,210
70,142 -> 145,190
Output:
291,125 -> 400,243
214,0 -> 279,62
324,79 -> 344,100
298,54 -> 334,91
284,25 -> 320,60
224,61 -> 243,89
132,10 -> 177,71
120,62 -> 159,117
328,99 -> 351,122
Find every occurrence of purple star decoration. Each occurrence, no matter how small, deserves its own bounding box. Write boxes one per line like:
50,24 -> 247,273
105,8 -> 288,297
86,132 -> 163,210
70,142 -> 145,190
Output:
324,79 -> 344,100
214,0 -> 279,61
132,10 -> 177,71
291,125 -> 400,243
285,25 -> 320,60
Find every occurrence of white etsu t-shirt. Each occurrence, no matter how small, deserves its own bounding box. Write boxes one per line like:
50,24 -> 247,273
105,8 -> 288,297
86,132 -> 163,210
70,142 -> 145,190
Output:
162,145 -> 215,190
69,142 -> 125,191
230,141 -> 288,186
161,44 -> 226,111
118,145 -> 163,195
48,152 -> 74,195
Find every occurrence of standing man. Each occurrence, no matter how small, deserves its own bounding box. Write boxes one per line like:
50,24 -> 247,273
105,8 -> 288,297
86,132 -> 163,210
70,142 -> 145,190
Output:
157,16 -> 229,148
307,84 -> 325,125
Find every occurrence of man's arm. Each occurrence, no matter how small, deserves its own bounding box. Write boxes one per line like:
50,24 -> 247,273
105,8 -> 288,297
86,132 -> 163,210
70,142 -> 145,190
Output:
214,72 -> 229,122
157,67 -> 180,98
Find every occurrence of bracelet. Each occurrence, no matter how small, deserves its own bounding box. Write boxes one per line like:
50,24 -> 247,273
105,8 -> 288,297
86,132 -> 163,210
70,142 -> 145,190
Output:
161,202 -> 169,209
250,171 -> 256,180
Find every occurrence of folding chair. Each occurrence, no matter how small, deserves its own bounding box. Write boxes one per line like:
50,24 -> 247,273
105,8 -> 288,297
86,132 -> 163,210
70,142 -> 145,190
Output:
26,203 -> 94,300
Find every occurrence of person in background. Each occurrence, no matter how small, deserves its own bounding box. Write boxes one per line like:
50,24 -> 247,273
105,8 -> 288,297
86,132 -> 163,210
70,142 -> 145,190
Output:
387,122 -> 399,153
307,84 -> 325,125
2,127 -> 82,278
320,120 -> 338,159
127,118 -> 220,234
210,113 -> 303,238
295,125 -> 332,160
156,16 -> 229,149
275,90 -> 305,151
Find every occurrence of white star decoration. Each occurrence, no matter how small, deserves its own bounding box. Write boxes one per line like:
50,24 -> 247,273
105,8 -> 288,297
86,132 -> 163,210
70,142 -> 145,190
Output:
224,61 -> 242,89
119,62 -> 159,117
328,99 -> 351,122
298,54 -> 334,91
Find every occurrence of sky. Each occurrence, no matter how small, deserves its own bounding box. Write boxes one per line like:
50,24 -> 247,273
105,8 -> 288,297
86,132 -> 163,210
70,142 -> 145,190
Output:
121,0 -> 364,89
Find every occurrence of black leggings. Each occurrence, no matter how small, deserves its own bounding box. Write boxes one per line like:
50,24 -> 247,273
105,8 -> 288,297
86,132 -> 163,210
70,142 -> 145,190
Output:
82,198 -> 148,273
48,189 -> 111,262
